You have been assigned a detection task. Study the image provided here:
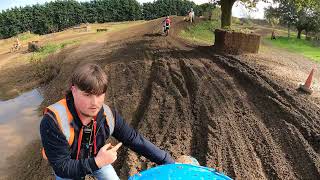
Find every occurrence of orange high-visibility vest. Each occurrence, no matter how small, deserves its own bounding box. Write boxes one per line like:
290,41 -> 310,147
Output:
42,99 -> 115,160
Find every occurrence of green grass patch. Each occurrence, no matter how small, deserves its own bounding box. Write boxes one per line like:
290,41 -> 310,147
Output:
265,36 -> 320,62
30,40 -> 78,62
179,20 -> 220,44
179,19 -> 254,45
29,40 -> 77,80
17,32 -> 38,41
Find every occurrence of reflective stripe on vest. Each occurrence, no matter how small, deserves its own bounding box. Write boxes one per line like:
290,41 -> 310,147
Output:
103,104 -> 115,135
47,99 -> 74,145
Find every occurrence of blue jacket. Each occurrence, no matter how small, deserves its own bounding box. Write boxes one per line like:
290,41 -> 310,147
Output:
40,93 -> 174,179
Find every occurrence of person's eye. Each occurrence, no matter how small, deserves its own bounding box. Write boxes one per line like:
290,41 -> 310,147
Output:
84,93 -> 90,97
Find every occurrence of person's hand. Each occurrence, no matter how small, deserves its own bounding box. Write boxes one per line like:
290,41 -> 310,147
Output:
94,143 -> 122,168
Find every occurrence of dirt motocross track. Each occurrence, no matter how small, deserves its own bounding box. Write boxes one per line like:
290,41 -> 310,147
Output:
6,17 -> 320,180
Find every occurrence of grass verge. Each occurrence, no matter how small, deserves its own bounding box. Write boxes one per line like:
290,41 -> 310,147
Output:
265,37 -> 320,62
179,20 -> 219,44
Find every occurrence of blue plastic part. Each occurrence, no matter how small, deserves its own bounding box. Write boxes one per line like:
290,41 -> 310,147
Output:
128,163 -> 233,180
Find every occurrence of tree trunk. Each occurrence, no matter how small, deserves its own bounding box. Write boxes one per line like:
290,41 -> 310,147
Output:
297,28 -> 303,39
305,30 -> 308,39
220,0 -> 235,28
208,10 -> 212,21
271,30 -> 276,40
287,24 -> 290,38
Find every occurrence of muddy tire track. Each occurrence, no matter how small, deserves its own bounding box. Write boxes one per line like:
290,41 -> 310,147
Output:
13,17 -> 319,180
104,18 -> 320,179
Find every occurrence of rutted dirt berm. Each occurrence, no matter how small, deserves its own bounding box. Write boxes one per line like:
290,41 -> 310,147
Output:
7,17 -> 320,180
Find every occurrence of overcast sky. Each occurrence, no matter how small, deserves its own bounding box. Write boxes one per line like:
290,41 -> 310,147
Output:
0,0 -> 273,19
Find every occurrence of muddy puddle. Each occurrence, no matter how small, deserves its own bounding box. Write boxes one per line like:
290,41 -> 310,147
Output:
0,89 -> 43,176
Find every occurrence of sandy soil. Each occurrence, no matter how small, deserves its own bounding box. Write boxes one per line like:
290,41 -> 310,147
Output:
1,17 -> 319,180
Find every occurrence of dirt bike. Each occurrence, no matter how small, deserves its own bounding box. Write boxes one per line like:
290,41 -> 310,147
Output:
129,156 -> 232,180
10,44 -> 21,53
164,26 -> 170,36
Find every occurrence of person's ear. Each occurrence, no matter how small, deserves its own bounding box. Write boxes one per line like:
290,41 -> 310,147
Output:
71,86 -> 76,94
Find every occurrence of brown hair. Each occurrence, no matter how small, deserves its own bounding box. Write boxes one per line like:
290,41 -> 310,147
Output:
68,63 -> 108,95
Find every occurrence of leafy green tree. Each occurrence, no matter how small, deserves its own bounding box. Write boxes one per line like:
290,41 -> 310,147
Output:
211,0 -> 270,28
0,0 -> 205,39
142,0 -> 197,20
266,0 -> 320,39
197,3 -> 216,20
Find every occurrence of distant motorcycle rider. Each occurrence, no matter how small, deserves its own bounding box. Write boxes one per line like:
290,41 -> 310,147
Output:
162,16 -> 171,35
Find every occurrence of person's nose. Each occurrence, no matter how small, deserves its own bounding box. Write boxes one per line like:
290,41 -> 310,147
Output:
91,95 -> 98,105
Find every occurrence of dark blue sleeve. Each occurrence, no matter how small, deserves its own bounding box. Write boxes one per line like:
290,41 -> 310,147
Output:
40,113 -> 99,178
111,110 -> 175,165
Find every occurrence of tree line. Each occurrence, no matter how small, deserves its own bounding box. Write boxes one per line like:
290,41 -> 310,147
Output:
0,0 -> 211,39
265,0 -> 320,39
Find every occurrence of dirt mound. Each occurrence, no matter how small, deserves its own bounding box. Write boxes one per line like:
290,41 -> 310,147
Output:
214,29 -> 261,54
6,16 -> 320,180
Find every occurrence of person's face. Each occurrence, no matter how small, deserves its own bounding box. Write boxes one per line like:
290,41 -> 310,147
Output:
71,86 -> 105,117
